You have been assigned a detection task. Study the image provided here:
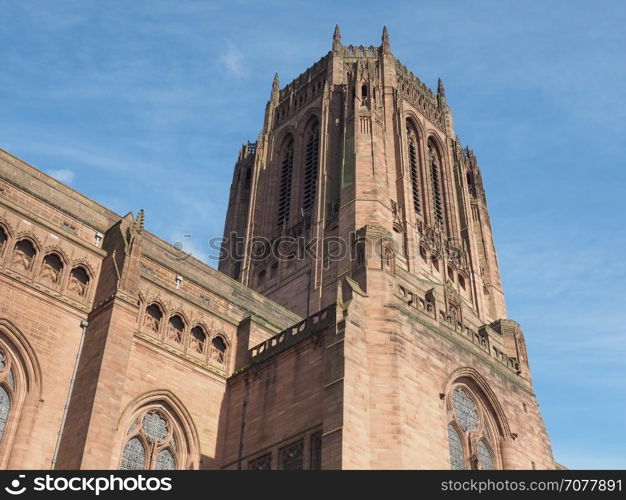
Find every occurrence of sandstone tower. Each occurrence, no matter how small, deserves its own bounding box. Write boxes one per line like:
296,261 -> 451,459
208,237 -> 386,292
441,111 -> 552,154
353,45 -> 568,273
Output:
220,27 -> 556,469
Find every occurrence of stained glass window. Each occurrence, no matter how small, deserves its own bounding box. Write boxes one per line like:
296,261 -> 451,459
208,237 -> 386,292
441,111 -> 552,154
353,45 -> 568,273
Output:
477,440 -> 494,470
249,453 -> 272,470
452,388 -> 479,431
120,438 -> 145,470
447,425 -> 465,470
279,440 -> 304,470
0,352 -> 5,371
156,449 -> 176,470
122,408 -> 183,470
7,370 -> 14,391
142,412 -> 168,442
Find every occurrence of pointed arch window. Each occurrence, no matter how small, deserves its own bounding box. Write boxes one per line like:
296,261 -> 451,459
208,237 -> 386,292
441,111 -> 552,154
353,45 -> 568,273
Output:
121,410 -> 179,470
428,140 -> 444,226
303,121 -> 320,215
447,424 -> 465,470
0,343 -> 25,462
190,326 -> 206,354
277,137 -> 294,229
0,226 -> 7,254
0,351 -> 15,445
406,122 -> 422,215
68,266 -> 90,297
12,239 -> 35,272
210,336 -> 227,365
143,304 -> 163,333
41,253 -> 64,285
167,316 -> 185,344
447,385 -> 500,470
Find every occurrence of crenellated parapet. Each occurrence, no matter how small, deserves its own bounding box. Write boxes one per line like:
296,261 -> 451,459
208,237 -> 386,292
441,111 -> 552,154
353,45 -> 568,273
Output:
246,305 -> 335,367
395,60 -> 447,131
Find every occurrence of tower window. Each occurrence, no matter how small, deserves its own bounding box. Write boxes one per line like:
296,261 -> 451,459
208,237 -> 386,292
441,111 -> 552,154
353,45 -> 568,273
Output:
121,409 -> 180,470
303,122 -> 319,214
277,137 -> 294,228
361,84 -> 368,99
190,326 -> 207,354
428,141 -> 444,226
447,424 -> 465,470
406,122 -> 422,215
12,239 -> 35,271
0,227 -> 7,252
167,315 -> 185,344
41,253 -> 64,284
447,266 -> 455,282
68,266 -> 89,297
446,383 -> 501,470
210,336 -> 227,364
144,304 -> 163,333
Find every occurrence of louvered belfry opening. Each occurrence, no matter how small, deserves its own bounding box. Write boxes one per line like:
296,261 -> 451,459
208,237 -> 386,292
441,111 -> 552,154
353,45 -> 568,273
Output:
429,141 -> 444,225
407,122 -> 421,216
302,122 -> 319,215
277,137 -> 294,229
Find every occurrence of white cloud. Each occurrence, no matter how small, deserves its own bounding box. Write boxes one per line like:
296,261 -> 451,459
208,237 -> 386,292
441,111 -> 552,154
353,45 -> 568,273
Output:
46,168 -> 75,184
219,40 -> 247,78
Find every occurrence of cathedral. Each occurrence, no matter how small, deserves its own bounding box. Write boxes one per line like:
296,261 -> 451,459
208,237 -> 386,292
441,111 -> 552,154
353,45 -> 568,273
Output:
0,27 -> 557,470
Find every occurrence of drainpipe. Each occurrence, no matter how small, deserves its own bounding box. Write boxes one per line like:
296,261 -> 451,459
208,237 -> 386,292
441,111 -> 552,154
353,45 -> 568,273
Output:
50,319 -> 88,469
237,376 -> 250,470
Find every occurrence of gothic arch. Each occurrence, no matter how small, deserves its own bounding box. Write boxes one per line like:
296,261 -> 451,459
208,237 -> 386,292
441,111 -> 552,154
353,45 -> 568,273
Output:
442,367 -> 511,438
299,115 -> 320,215
296,109 -> 321,137
13,232 -> 43,253
272,127 -> 297,160
68,259 -> 96,281
0,218 -> 14,260
426,131 -> 446,155
115,390 -> 200,470
443,368 -> 510,470
39,249 -> 68,286
0,318 -> 43,468
404,112 -> 425,139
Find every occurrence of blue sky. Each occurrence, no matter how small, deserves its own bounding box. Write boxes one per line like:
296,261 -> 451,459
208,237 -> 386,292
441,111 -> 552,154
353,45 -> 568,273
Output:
1,1 -> 625,469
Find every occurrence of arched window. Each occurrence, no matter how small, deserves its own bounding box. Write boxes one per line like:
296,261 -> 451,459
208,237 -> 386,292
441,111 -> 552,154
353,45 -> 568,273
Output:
167,316 -> 185,344
68,266 -> 89,297
446,385 -> 499,470
406,121 -> 422,215
121,410 -> 177,470
143,304 -> 163,333
428,140 -> 445,226
302,121 -> 320,214
458,274 -> 467,291
0,227 -> 7,254
447,424 -> 464,470
277,137 -> 294,228
0,350 -> 16,446
447,265 -> 455,282
40,253 -> 64,284
12,240 -> 35,272
190,326 -> 206,354
210,336 -> 227,365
